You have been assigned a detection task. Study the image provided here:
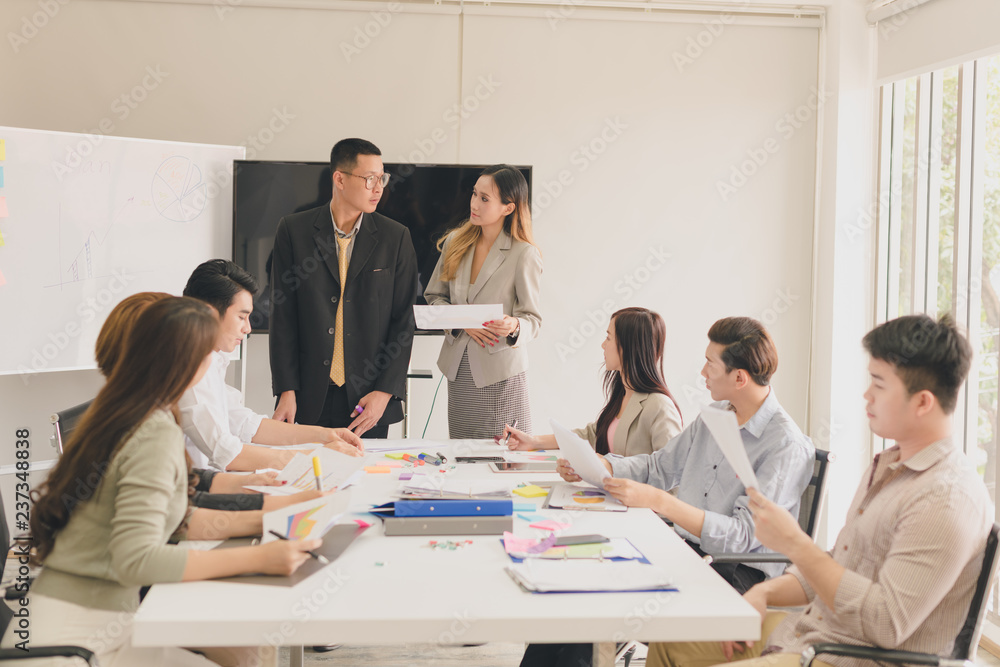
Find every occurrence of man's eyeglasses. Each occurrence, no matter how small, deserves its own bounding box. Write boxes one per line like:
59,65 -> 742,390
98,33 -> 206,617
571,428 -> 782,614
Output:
342,172 -> 390,190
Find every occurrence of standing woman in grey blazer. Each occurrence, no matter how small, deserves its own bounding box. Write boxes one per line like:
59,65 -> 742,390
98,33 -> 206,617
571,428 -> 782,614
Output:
424,165 -> 542,438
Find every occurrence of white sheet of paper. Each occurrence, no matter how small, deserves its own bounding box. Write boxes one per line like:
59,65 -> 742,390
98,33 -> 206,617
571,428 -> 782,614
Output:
398,473 -> 511,498
261,490 -> 351,543
699,406 -> 760,491
274,448 -> 366,493
551,419 -> 611,489
364,438 -> 444,453
414,304 -> 504,330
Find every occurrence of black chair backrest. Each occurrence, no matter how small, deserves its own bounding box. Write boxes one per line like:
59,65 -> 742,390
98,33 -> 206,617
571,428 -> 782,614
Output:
51,400 -> 94,455
0,489 -> 13,634
798,449 -> 832,539
953,522 -> 1000,660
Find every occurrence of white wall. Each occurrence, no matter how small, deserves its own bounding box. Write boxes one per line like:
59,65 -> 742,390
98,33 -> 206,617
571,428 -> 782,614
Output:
1,0 -> 827,530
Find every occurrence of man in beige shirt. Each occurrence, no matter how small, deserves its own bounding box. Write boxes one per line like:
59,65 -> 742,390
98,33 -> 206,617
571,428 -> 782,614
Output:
649,314 -> 993,667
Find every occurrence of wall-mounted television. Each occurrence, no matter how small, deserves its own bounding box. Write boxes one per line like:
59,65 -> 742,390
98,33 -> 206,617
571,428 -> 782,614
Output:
232,161 -> 533,332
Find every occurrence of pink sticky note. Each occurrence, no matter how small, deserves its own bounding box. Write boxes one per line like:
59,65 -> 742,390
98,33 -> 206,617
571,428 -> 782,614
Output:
0,196 -> 7,218
365,466 -> 391,473
529,520 -> 571,531
502,531 -> 558,554
0,268 -> 6,287
381,461 -> 403,468
355,519 -> 372,528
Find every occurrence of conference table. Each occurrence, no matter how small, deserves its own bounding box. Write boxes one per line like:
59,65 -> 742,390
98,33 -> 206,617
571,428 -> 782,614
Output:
133,440 -> 760,666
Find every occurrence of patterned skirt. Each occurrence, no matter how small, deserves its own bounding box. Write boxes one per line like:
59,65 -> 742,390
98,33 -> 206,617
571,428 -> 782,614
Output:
447,349 -> 532,439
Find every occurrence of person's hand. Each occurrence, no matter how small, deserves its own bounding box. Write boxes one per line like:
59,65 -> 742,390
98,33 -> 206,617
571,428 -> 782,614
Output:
349,391 -> 391,436
720,640 -> 754,661
263,489 -> 336,511
323,438 -> 363,457
255,538 -> 322,575
464,328 -> 498,348
719,584 -> 768,659
273,391 -> 297,423
244,471 -> 280,487
602,477 -> 661,509
748,487 -> 807,556
482,316 -> 518,338
499,424 -> 538,450
556,458 -> 582,482
331,428 -> 364,451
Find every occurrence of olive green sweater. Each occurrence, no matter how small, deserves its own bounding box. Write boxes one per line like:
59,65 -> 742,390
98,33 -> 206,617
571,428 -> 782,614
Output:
33,409 -> 190,612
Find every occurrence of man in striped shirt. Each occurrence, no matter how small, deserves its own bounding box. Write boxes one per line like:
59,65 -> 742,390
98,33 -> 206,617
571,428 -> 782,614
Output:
648,314 -> 993,667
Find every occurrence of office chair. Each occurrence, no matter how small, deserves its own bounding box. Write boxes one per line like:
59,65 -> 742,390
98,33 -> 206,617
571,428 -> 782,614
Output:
50,400 -> 93,455
800,522 -> 1000,667
0,491 -> 98,664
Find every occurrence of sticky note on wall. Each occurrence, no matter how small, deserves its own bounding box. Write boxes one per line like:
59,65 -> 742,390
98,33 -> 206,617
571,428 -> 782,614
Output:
0,227 -> 5,247
0,139 -> 5,160
0,166 -> 4,187
0,268 -> 6,286
0,196 -> 7,218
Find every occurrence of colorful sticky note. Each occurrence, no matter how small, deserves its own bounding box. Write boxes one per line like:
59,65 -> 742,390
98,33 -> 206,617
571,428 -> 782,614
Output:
354,519 -> 372,528
530,520 -> 571,531
512,484 -> 548,498
385,452 -> 405,460
0,228 -> 4,247
364,466 -> 391,473
380,461 -> 403,468
399,472 -> 413,481
0,268 -> 6,287
0,196 -> 7,218
516,512 -> 548,522
0,166 -> 4,187
513,502 -> 535,512
0,139 -> 5,160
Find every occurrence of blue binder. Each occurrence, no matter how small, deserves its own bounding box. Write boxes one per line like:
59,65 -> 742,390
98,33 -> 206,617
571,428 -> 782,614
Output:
373,499 -> 513,517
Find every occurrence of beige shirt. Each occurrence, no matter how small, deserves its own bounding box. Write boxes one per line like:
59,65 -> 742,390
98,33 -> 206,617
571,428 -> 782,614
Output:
767,438 -> 993,666
33,409 -> 190,612
573,392 -> 683,457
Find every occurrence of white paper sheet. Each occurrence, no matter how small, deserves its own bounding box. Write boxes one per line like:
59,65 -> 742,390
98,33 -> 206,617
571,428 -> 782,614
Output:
414,304 -> 504,330
261,490 -> 351,543
364,438 -> 445,453
699,406 -> 760,491
505,560 -> 673,593
398,473 -> 511,499
268,448 -> 366,493
551,419 -> 611,489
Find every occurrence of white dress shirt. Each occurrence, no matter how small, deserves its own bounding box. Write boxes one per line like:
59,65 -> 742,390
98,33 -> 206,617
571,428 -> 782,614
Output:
178,350 -> 264,470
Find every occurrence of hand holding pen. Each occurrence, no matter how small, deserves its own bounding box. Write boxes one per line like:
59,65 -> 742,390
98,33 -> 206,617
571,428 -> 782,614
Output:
268,530 -> 330,565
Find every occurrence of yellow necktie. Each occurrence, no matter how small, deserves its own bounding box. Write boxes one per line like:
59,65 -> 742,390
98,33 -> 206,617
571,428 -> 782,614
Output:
330,235 -> 351,386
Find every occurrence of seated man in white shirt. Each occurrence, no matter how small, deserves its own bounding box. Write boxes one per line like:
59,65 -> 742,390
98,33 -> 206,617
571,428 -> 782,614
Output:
180,259 -> 363,471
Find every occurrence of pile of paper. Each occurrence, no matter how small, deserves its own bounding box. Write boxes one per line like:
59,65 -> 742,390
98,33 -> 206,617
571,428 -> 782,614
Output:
505,560 -> 675,593
397,473 -> 511,499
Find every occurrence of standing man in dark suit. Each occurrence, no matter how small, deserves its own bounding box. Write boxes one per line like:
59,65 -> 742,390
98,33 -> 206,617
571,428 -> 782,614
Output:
269,138 -> 418,438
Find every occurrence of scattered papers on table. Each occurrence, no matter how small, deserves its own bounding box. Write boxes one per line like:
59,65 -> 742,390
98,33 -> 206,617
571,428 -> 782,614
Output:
505,560 -> 675,593
414,303 -> 503,330
512,484 -> 548,498
398,473 -> 510,499
699,406 -> 759,491
551,419 -> 611,488
546,483 -> 627,512
262,490 -> 351,543
246,448 -> 365,495
366,439 -> 445,453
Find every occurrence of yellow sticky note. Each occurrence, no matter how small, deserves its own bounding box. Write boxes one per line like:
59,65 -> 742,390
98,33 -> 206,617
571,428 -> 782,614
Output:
512,484 -> 548,498
384,452 -> 405,460
365,466 -> 391,473
0,139 -> 5,160
0,196 -> 7,218
0,227 -> 4,247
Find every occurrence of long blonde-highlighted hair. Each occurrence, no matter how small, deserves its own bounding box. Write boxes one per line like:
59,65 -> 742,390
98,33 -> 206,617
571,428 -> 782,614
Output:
435,165 -> 536,282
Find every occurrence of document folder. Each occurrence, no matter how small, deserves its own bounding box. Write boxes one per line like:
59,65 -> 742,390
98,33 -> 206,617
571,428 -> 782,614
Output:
381,514 -> 513,536
394,498 -> 513,517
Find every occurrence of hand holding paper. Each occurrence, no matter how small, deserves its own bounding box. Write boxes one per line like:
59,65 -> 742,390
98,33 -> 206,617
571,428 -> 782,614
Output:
551,419 -> 611,488
414,304 -> 503,330
699,406 -> 760,492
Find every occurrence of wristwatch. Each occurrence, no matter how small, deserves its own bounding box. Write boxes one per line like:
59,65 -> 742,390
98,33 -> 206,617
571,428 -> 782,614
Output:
509,318 -> 520,341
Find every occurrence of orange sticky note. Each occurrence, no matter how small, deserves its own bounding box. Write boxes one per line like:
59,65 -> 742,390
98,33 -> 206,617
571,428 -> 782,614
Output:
0,196 -> 7,218
0,268 -> 6,287
365,466 -> 391,473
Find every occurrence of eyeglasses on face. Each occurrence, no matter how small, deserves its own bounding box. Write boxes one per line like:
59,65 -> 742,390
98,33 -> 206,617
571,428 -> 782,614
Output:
341,171 -> 390,190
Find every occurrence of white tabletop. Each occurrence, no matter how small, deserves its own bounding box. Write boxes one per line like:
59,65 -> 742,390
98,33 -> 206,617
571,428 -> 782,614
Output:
133,440 -> 760,648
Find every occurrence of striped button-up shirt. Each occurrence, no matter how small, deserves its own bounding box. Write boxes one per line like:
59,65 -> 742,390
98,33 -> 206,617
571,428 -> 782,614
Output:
767,438 -> 993,666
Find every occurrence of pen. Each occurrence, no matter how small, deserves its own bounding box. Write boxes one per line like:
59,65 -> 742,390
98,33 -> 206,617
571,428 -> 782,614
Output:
312,456 -> 323,491
501,419 -> 518,448
267,530 -> 330,564
436,451 -> 449,464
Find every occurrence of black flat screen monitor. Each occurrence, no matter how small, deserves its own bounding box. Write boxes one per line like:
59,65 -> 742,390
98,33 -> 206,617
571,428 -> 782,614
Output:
232,161 -> 532,332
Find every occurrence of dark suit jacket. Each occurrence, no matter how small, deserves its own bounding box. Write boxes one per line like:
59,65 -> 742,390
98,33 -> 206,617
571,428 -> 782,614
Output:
269,205 -> 418,426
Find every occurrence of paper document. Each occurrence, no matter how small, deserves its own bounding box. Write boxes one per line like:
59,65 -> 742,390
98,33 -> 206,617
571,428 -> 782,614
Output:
699,406 -> 759,491
247,448 -> 365,495
262,490 -> 351,543
551,419 -> 611,488
546,483 -> 627,512
505,560 -> 674,593
414,304 -> 504,330
398,473 -> 510,499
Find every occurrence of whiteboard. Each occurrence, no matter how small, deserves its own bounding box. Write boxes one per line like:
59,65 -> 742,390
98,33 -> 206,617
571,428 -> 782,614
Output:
0,126 -> 244,376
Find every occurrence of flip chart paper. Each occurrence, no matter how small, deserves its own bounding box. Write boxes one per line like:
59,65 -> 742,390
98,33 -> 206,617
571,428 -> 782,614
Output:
699,406 -> 760,491
551,419 -> 611,488
414,304 -> 504,330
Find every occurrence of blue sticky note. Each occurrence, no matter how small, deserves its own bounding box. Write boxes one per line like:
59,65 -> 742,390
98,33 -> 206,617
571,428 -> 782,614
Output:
516,512 -> 549,522
513,502 -> 535,512
0,166 -> 4,188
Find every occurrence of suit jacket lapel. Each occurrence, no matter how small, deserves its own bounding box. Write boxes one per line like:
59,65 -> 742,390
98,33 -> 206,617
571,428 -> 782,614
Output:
617,392 -> 645,455
454,249 -> 473,305
347,213 -> 378,285
314,206 -> 341,288
468,231 -> 511,302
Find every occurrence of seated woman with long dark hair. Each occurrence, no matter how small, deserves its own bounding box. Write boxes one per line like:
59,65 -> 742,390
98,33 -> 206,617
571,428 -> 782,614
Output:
503,306 -> 683,455
2,297 -> 320,666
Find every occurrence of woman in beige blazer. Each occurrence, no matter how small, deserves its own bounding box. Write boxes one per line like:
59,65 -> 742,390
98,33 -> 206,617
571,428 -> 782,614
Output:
424,165 -> 542,438
504,307 -> 682,455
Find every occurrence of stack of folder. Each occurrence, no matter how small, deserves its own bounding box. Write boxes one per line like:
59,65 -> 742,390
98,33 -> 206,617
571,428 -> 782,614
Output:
370,498 -> 513,536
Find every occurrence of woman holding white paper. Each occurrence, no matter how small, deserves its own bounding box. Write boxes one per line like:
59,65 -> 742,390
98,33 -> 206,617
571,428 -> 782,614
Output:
503,307 -> 683,456
424,164 -> 542,438
11,298 -> 320,667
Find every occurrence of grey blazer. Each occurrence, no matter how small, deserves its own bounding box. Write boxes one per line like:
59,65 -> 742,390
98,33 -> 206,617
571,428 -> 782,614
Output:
574,392 -> 683,457
424,230 -> 542,388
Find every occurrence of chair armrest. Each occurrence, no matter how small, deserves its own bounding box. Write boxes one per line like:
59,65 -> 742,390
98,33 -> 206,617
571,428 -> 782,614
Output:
703,552 -> 792,565
801,643 -> 968,667
0,646 -> 98,665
